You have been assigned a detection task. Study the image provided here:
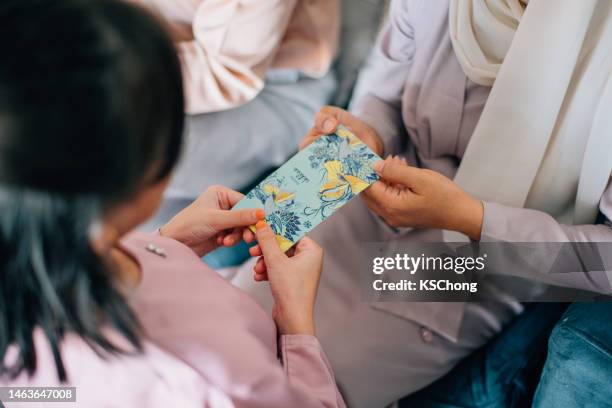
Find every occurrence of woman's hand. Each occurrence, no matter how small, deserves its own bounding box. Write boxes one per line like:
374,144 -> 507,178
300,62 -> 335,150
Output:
363,158 -> 485,240
300,106 -> 385,156
248,221 -> 323,336
160,185 -> 264,257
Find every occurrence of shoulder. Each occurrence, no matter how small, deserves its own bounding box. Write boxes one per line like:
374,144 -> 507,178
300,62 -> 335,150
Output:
2,328 -> 230,407
121,230 -> 197,259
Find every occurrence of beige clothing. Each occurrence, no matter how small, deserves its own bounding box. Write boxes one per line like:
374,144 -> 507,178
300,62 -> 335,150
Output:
135,0 -> 340,113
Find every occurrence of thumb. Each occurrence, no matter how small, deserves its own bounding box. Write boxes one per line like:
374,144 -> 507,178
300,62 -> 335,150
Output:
373,160 -> 423,188
294,236 -> 320,253
255,221 -> 285,263
209,208 -> 263,230
314,111 -> 339,134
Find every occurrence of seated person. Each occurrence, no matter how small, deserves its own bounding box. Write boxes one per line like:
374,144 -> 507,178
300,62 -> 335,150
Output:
0,1 -> 344,406
235,0 -> 612,406
132,0 -> 340,228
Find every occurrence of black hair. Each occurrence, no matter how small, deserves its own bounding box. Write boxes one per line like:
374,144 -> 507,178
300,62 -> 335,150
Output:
0,0 -> 184,381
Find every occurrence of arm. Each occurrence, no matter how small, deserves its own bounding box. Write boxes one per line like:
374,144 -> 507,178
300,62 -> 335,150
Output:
129,232 -> 345,407
134,283 -> 345,407
298,1 -> 415,157
133,194 -> 346,407
280,335 -> 344,407
350,0 -> 415,156
178,0 -> 298,114
364,160 -> 612,294
478,176 -> 612,293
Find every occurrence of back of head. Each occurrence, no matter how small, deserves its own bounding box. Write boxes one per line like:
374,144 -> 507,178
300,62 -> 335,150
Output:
0,0 -> 184,381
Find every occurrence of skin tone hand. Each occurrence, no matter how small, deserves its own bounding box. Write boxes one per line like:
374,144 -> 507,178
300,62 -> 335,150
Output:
160,185 -> 264,257
248,221 -> 323,336
300,106 -> 385,156
300,107 -> 483,239
362,157 -> 485,240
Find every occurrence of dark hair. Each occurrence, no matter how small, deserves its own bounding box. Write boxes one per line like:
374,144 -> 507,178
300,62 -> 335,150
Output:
0,0 -> 184,381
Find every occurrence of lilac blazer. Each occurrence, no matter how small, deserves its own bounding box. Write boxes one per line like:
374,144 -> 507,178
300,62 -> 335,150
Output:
343,0 -> 612,340
1,232 -> 345,407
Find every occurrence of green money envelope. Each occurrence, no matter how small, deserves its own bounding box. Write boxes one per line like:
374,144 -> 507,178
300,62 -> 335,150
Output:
233,125 -> 381,251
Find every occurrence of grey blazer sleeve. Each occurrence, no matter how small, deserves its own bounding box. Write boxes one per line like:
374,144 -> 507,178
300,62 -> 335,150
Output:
350,0 -> 414,156
480,176 -> 612,294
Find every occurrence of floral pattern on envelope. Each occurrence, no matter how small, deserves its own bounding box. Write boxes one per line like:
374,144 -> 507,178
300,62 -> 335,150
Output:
233,125 -> 380,251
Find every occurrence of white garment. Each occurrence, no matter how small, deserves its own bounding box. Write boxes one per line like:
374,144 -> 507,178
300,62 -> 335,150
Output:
449,0 -> 612,233
449,0 -> 527,87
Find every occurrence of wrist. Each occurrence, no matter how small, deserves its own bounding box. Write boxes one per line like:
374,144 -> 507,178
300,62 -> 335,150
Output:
458,195 -> 484,241
275,310 -> 315,336
443,193 -> 483,240
280,323 -> 315,336
159,220 -> 198,251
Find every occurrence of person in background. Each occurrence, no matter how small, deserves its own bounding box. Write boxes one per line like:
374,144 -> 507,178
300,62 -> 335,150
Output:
237,0 -> 612,406
0,1 -> 344,406
132,0 -> 340,230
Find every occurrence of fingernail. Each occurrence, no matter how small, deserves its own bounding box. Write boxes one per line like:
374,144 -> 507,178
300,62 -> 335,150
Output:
256,220 -> 267,230
373,160 -> 385,174
255,209 -> 265,220
322,119 -> 335,133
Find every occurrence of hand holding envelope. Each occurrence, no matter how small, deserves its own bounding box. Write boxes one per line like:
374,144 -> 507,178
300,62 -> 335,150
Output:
160,185 -> 264,257
363,158 -> 485,240
233,123 -> 381,251
303,106 -> 485,240
300,105 -> 385,156
251,220 -> 323,336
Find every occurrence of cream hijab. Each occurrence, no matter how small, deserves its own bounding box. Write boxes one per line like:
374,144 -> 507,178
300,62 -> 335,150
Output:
448,0 -> 612,228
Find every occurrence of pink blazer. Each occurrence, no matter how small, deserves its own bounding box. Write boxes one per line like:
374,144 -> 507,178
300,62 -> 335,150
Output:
1,232 -> 345,407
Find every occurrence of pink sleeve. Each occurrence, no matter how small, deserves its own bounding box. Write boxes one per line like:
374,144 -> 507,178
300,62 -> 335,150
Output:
146,325 -> 347,407
128,232 -> 345,407
179,0 -> 297,114
280,335 -> 346,407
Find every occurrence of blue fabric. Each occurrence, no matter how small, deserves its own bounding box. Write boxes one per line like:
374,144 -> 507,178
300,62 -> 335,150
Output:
532,302 -> 612,408
202,241 -> 252,269
399,303 -> 567,408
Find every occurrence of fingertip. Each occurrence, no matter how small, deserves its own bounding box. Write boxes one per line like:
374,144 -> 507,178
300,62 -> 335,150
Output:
298,236 -> 319,251
254,259 -> 266,273
321,118 -> 337,134
365,180 -> 387,197
248,245 -> 261,256
373,160 -> 385,174
298,236 -> 313,245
